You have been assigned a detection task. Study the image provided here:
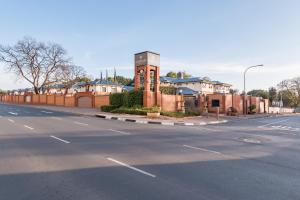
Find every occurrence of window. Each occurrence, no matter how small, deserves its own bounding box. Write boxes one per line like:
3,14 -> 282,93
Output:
111,87 -> 117,93
102,87 -> 107,92
212,99 -> 220,107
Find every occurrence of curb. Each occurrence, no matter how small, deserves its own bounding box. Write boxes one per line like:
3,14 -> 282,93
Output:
95,114 -> 228,126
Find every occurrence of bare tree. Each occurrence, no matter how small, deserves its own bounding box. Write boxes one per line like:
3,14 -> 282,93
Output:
58,65 -> 89,94
278,77 -> 300,107
0,37 -> 70,94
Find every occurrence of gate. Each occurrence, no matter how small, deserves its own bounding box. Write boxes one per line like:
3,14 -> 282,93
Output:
184,96 -> 198,113
78,96 -> 92,108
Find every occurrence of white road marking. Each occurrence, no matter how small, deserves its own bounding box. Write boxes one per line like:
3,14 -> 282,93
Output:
258,119 -> 290,128
8,112 -> 18,116
8,119 -> 15,123
74,121 -> 89,126
24,125 -> 34,130
242,138 -> 261,144
107,157 -> 156,178
50,135 -> 70,144
108,129 -> 131,135
51,117 -> 63,120
183,144 -> 222,154
41,111 -> 53,114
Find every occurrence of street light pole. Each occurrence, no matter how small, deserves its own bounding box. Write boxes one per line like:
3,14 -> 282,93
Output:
243,64 -> 263,115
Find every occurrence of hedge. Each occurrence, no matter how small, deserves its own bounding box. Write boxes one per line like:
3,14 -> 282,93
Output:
110,90 -> 143,108
111,106 -> 160,115
160,86 -> 176,95
100,105 -> 119,112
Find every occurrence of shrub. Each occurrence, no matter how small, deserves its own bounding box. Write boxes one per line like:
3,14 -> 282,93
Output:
161,111 -> 186,118
249,104 -> 256,112
100,105 -> 119,112
160,86 -> 176,95
146,106 -> 161,113
127,90 -> 143,107
161,111 -> 200,118
110,90 -> 143,108
111,106 -> 148,115
110,93 -> 126,107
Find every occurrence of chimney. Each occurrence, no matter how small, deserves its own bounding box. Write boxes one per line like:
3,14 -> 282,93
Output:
177,72 -> 184,79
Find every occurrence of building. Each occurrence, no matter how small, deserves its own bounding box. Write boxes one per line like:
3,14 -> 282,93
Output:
67,79 -> 123,95
47,84 -> 66,94
88,79 -> 123,94
160,72 -> 231,95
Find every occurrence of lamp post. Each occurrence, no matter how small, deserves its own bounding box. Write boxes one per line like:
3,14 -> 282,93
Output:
243,64 -> 263,115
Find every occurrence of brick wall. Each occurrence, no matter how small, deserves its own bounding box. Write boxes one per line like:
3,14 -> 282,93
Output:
65,96 -> 75,107
55,95 -> 64,106
18,95 -> 25,104
40,94 -> 47,104
47,95 -> 55,105
32,95 -> 40,104
161,94 -> 183,112
94,95 -> 110,108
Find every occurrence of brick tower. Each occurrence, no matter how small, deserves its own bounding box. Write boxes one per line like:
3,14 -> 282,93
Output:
134,51 -> 161,108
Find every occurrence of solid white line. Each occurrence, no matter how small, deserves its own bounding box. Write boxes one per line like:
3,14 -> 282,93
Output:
108,129 -> 131,135
41,111 -> 53,114
8,112 -> 18,116
24,125 -> 34,130
8,119 -> 15,123
107,157 -> 156,178
74,121 -> 89,126
50,135 -> 70,144
183,144 -> 222,154
258,119 -> 290,128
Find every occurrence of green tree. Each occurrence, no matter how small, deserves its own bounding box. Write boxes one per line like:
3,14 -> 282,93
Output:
183,72 -> 191,79
268,87 -> 277,104
166,71 -> 177,78
107,76 -> 133,86
247,89 -> 269,99
0,89 -> 6,95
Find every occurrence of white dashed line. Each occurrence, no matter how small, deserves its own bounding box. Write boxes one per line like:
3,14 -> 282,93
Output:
107,157 -> 156,178
8,112 -> 18,116
183,144 -> 222,154
108,129 -> 131,135
50,135 -> 70,144
74,121 -> 89,126
8,119 -> 15,123
24,125 -> 34,130
41,111 -> 53,114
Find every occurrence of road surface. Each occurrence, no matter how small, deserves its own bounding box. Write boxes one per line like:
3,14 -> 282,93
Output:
0,103 -> 299,200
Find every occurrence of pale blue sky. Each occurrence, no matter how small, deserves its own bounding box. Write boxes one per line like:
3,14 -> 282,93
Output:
0,0 -> 300,91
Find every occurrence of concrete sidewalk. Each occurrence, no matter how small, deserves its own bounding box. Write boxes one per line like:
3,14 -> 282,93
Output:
13,104 -> 228,126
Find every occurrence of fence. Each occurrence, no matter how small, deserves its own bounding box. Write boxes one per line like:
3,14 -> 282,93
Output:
0,93 -> 110,109
269,107 -> 295,114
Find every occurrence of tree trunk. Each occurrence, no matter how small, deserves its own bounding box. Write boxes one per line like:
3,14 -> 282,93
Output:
34,87 -> 39,94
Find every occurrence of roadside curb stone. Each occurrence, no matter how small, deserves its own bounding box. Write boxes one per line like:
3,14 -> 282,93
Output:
95,114 -> 228,126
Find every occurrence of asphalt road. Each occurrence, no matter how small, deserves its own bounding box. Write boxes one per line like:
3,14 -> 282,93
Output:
0,103 -> 299,200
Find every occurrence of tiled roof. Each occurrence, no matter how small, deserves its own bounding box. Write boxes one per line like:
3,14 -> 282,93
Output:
122,86 -> 134,91
177,87 -> 199,95
160,76 -> 231,86
89,79 -> 123,86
